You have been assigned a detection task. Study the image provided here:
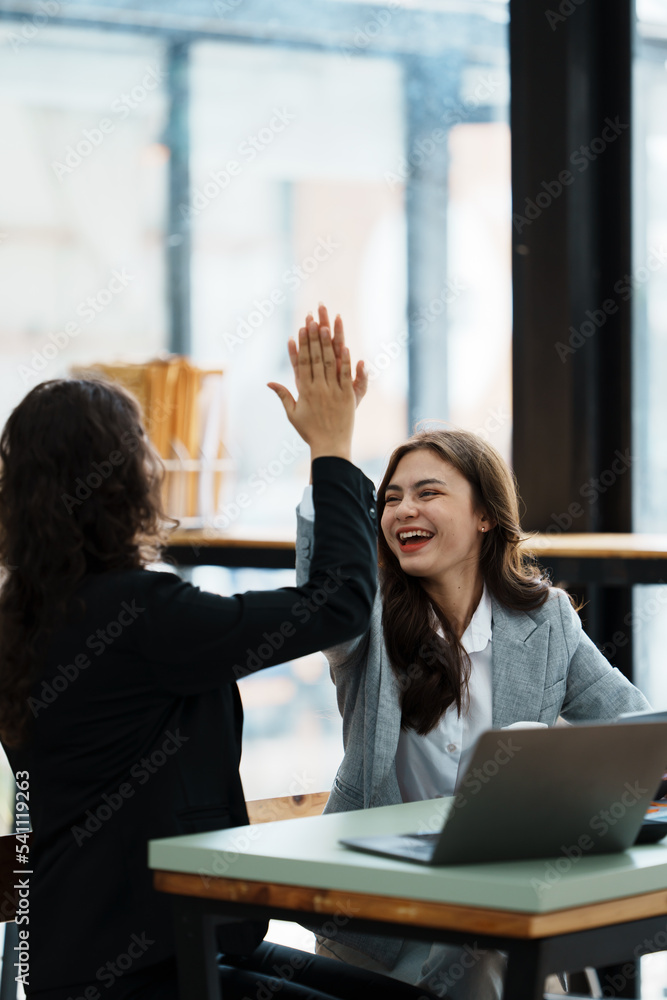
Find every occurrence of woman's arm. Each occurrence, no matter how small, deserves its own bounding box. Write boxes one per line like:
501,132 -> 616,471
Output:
296,499 -> 379,672
293,305 -> 378,672
136,457 -> 377,694
137,313 -> 377,694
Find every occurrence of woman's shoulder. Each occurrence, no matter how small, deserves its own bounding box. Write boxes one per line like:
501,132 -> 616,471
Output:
79,564 -> 177,585
76,565 -> 184,602
532,585 -> 578,616
492,586 -> 582,637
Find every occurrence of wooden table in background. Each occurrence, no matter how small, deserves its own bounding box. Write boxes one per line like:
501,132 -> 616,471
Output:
520,533 -> 667,586
164,530 -> 667,691
166,530 -> 295,569
166,530 -> 667,584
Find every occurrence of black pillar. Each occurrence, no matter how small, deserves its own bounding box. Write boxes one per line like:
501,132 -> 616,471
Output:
510,0 -> 634,679
510,3 -> 636,995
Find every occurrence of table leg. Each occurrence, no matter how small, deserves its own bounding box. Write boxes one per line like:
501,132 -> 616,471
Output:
503,941 -> 547,1000
596,960 -> 639,998
172,895 -> 222,1000
0,922 -> 18,1000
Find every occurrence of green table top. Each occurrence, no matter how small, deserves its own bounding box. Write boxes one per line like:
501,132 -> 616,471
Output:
148,798 -> 667,914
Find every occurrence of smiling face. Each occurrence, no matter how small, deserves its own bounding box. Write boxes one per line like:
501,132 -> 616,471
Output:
380,448 -> 488,582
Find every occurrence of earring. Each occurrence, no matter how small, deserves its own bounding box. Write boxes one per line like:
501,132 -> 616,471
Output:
481,527 -> 485,532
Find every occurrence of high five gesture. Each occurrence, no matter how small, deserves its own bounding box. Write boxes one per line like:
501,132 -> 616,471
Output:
268,304 -> 368,462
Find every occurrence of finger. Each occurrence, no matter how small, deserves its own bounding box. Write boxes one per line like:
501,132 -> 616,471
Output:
332,313 -> 344,362
267,383 -> 296,415
319,324 -> 336,383
288,336 -> 300,385
353,359 -> 369,404
339,345 -> 352,384
298,325 -> 312,381
318,303 -> 332,336
308,318 -> 325,384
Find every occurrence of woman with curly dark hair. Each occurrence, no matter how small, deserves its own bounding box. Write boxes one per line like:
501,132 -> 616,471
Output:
0,378 -> 169,750
0,313 -> 429,1000
295,312 -> 651,999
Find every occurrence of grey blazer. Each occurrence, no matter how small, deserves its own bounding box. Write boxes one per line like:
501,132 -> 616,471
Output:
296,511 -> 651,967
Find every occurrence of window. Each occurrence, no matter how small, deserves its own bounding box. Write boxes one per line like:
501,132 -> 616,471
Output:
0,0 -> 511,805
632,1 -> 667,710
0,25 -> 168,426
188,5 -> 511,533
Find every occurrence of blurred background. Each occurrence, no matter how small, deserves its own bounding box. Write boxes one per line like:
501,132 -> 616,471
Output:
0,0 -> 513,811
1,0 -> 667,992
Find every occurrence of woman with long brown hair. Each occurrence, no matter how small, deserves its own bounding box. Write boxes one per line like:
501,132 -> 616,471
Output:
0,315 -> 430,1000
295,313 -> 650,999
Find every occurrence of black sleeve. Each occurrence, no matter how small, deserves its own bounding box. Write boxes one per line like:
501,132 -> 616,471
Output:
139,456 -> 378,694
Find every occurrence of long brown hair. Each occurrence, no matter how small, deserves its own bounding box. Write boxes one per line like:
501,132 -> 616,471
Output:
0,378 -> 169,747
378,429 -> 550,735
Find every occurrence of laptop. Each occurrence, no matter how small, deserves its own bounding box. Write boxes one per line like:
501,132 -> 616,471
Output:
339,721 -> 667,865
618,709 -> 667,805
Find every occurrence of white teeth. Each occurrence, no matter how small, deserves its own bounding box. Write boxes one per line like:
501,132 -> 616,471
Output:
398,530 -> 434,542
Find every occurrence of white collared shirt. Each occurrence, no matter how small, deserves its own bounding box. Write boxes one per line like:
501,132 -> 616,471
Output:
395,584 -> 493,802
298,487 -> 495,802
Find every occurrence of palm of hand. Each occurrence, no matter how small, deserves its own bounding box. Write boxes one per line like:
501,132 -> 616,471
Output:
290,305 -> 368,408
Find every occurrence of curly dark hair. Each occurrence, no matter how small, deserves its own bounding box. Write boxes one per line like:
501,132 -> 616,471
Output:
378,429 -> 551,736
0,378 -> 169,747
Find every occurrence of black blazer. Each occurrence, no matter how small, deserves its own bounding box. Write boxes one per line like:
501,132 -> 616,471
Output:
5,457 -> 377,991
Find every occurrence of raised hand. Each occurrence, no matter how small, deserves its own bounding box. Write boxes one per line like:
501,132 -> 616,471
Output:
315,305 -> 368,409
267,314 -> 356,463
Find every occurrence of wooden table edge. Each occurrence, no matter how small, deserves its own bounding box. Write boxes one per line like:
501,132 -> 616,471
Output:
164,532 -> 667,559
166,534 -> 296,549
153,870 -> 667,939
